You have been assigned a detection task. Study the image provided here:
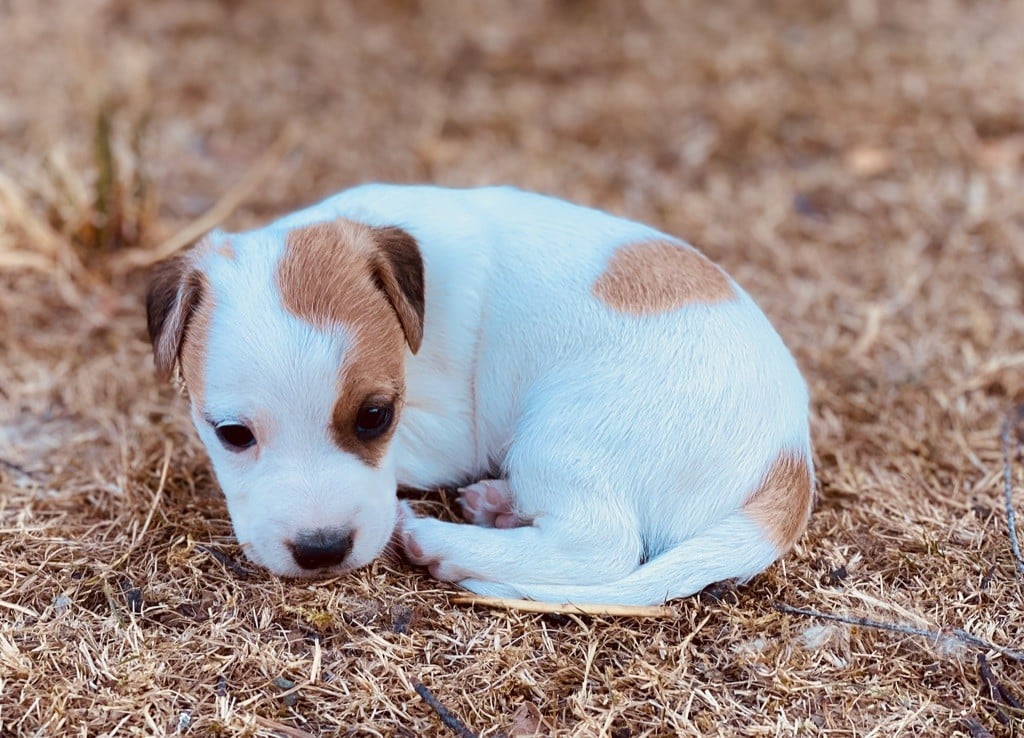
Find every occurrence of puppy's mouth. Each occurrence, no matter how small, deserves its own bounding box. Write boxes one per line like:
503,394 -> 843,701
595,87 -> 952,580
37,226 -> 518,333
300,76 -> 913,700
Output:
235,506 -> 400,578
234,539 -> 349,578
280,562 -> 352,579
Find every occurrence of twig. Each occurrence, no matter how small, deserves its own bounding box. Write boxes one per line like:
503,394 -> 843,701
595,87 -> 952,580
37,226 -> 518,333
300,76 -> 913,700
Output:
773,602 -> 1024,663
136,442 -> 172,546
452,594 -> 674,618
978,654 -> 1024,713
413,682 -> 477,738
251,715 -> 316,738
0,598 -> 40,618
0,456 -> 39,481
1001,404 -> 1024,582
196,545 -> 252,580
978,654 -> 1011,726
114,122 -> 300,271
961,716 -> 995,738
108,442 -> 172,571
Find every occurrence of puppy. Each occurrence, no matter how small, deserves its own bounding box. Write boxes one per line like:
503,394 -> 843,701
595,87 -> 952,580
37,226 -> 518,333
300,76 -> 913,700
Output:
146,184 -> 813,605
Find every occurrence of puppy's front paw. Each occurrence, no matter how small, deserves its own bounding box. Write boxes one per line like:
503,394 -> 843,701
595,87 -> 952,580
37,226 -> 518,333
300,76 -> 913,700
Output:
457,479 -> 529,528
401,515 -> 471,582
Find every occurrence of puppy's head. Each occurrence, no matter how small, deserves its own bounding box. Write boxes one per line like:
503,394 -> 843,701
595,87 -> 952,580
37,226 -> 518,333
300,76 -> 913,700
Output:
146,219 -> 424,576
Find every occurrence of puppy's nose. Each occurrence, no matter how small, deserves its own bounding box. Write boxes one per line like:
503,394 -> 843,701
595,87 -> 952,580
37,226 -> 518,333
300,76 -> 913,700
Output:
290,528 -> 353,570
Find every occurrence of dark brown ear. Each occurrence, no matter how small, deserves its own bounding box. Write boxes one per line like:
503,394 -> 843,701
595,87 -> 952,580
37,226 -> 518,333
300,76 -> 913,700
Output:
369,226 -> 425,354
145,255 -> 206,379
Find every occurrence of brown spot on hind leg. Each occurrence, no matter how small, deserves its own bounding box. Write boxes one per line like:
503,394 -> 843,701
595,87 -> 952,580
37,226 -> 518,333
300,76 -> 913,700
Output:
743,450 -> 814,553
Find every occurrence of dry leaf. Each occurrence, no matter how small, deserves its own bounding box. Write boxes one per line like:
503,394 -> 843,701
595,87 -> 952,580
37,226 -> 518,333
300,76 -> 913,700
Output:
510,702 -> 548,737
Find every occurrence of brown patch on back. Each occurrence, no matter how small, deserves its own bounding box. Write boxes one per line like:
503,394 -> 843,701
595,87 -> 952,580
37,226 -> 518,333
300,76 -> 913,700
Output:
592,239 -> 735,315
277,220 -> 419,466
743,451 -> 814,553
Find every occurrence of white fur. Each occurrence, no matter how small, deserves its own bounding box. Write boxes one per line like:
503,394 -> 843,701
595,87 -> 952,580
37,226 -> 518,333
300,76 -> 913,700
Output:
185,184 -> 811,604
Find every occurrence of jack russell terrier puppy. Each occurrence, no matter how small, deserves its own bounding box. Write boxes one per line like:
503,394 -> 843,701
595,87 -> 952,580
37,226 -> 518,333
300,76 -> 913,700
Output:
146,184 -> 813,606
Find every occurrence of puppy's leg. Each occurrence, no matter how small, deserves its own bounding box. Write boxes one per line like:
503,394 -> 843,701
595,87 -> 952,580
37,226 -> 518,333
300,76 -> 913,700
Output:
403,382 -> 642,588
457,509 -> 780,605
401,489 -> 642,587
457,479 -> 530,528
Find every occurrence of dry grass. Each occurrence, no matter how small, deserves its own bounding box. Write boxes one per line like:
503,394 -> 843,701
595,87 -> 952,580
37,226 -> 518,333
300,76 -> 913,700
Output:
2,0 -> 1024,735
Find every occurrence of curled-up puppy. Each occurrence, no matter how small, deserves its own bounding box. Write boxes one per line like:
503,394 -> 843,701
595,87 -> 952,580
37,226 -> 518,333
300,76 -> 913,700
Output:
146,184 -> 813,605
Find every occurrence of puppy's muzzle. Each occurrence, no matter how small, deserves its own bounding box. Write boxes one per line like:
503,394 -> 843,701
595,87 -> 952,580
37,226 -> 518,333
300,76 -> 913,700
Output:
289,528 -> 353,570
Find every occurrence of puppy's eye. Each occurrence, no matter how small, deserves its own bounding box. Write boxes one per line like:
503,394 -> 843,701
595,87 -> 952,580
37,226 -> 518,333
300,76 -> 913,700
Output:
355,403 -> 394,440
215,423 -> 256,451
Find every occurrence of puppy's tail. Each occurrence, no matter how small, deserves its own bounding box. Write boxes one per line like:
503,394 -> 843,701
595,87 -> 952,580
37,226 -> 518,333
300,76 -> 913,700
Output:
461,512 -> 778,606
463,456 -> 814,606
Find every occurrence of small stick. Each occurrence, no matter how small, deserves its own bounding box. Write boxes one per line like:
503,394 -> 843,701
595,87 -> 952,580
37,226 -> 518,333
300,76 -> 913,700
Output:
978,654 -> 1023,712
413,682 -> 477,738
0,598 -> 40,618
999,683 -> 1024,711
961,716 -> 995,738
977,654 -> 1011,726
139,442 -> 173,543
452,594 -> 673,618
0,456 -> 39,481
196,545 -> 252,579
252,716 -> 316,738
773,602 -> 1024,663
1001,405 -> 1024,582
108,442 -> 172,571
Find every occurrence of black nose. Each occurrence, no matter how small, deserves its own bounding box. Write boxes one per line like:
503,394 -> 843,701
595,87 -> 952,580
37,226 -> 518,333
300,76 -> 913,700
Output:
290,528 -> 353,570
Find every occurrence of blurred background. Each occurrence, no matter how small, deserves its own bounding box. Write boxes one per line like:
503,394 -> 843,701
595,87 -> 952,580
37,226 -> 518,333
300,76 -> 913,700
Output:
4,0 -> 1023,455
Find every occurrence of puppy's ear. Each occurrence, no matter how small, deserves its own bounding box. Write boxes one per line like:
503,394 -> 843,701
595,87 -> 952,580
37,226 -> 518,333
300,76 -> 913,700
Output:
146,254 -> 206,379
369,226 -> 425,354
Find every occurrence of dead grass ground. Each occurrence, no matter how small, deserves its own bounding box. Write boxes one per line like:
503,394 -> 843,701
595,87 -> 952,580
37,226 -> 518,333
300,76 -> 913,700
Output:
2,0 -> 1024,735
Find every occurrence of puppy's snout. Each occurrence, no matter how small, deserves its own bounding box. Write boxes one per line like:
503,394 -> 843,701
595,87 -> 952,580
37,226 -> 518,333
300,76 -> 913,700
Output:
290,528 -> 353,570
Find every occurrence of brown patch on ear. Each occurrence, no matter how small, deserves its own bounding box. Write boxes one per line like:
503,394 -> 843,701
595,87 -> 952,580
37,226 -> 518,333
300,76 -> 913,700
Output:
592,239 -> 735,315
178,278 -> 214,407
743,451 -> 814,553
277,220 -> 413,466
369,226 -> 425,354
146,255 -> 214,403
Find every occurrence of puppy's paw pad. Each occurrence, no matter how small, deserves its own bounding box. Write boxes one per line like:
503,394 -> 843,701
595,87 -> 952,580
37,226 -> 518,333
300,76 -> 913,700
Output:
495,513 -> 520,529
428,560 -> 471,582
401,524 -> 436,567
402,528 -> 469,582
458,479 -> 518,526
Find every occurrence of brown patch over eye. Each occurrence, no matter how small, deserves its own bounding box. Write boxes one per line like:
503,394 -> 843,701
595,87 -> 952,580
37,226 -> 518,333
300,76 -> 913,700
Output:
331,391 -> 400,467
277,220 -> 413,466
743,450 -> 814,553
329,338 -> 404,465
592,239 -> 735,315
